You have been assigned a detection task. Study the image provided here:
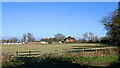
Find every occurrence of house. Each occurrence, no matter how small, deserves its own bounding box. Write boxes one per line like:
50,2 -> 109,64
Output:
64,36 -> 76,43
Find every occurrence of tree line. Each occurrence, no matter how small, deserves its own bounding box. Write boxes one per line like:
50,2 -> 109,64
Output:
78,32 -> 99,43
1,32 -> 101,43
1,33 -> 35,43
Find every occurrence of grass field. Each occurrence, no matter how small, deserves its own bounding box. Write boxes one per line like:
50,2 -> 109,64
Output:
2,43 -> 107,54
2,43 -> 120,67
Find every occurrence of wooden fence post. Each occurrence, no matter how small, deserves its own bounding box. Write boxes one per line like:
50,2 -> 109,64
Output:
79,46 -> 80,49
96,48 -> 97,52
29,50 -> 31,57
83,48 -> 84,56
83,48 -> 84,53
56,50 -> 58,57
16,51 -> 18,57
16,51 -> 18,62
95,48 -> 97,56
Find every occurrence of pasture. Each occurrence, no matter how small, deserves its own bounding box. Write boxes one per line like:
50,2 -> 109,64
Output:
2,43 -> 119,67
2,43 -> 107,54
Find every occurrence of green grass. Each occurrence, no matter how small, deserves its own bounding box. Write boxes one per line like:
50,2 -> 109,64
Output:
2,43 -> 119,67
72,54 -> 119,66
2,43 -> 112,57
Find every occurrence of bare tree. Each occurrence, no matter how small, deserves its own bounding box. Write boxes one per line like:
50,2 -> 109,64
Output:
22,34 -> 27,42
88,32 -> 94,42
9,37 -> 18,43
27,33 -> 35,42
83,32 -> 88,42
54,33 -> 65,41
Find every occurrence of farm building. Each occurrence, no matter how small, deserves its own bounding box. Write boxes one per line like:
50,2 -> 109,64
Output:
28,42 -> 40,44
40,41 -> 48,44
28,41 -> 50,44
64,36 -> 76,43
2,42 -> 24,45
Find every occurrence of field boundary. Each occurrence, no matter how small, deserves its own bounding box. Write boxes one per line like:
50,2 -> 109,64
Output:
15,46 -> 118,57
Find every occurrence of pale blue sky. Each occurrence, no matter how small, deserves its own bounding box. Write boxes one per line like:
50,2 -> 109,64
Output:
2,2 -> 118,40
2,0 -> 120,2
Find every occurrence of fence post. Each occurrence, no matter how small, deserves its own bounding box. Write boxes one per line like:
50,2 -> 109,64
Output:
16,51 -> 18,62
83,48 -> 84,53
56,50 -> 58,57
96,48 -> 97,52
83,48 -> 84,56
29,50 -> 31,57
16,51 -> 18,57
79,46 -> 80,49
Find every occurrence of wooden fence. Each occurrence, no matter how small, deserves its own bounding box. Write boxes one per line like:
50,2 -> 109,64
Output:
15,46 -> 118,57
16,51 -> 41,57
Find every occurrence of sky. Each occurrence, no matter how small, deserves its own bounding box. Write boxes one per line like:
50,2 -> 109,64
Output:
2,0 -> 120,2
2,2 -> 118,40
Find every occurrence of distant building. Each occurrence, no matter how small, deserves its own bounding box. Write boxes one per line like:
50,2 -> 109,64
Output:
28,42 -> 40,44
40,41 -> 48,44
64,36 -> 76,43
2,42 -> 24,45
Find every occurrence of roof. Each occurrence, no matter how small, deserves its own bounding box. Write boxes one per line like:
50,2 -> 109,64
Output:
64,36 -> 75,40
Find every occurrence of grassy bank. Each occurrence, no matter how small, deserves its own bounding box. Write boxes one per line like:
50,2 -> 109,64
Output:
2,53 -> 119,68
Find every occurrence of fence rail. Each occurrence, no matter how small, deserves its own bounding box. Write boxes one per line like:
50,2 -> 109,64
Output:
15,46 -> 117,57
